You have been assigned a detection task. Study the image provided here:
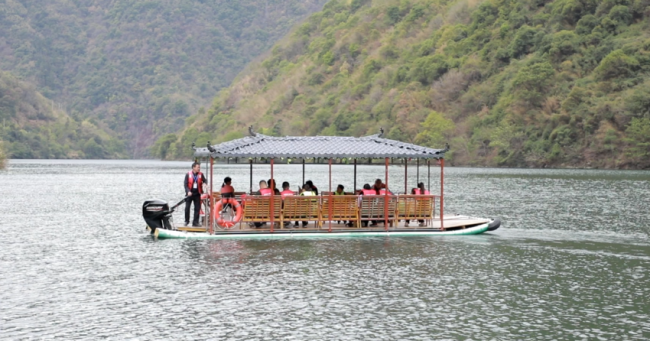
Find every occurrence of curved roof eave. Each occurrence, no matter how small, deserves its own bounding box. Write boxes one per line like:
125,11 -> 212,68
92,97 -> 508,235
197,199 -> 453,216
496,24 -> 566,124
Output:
193,134 -> 448,159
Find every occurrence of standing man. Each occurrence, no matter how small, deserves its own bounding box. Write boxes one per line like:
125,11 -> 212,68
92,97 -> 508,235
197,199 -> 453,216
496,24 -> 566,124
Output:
184,161 -> 207,227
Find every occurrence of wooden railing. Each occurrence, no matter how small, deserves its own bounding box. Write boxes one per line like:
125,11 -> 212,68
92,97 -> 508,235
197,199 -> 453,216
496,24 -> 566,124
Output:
224,194 -> 440,230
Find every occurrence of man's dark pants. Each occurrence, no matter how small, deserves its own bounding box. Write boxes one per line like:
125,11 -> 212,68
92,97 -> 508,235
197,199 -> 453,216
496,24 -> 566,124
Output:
185,193 -> 201,225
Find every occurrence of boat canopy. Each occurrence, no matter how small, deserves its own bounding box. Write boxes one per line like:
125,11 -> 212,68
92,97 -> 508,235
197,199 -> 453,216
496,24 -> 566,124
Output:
194,129 -> 448,159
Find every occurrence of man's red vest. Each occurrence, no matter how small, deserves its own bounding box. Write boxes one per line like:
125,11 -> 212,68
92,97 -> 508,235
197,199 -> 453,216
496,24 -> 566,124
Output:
187,171 -> 204,194
413,188 -> 431,195
281,189 -> 294,199
259,188 -> 273,196
362,189 -> 376,195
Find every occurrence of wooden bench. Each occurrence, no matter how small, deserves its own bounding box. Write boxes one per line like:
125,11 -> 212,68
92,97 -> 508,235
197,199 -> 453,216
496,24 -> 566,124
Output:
281,196 -> 320,228
397,195 -> 435,227
358,195 -> 398,227
320,195 -> 359,228
320,191 -> 355,196
240,195 -> 282,229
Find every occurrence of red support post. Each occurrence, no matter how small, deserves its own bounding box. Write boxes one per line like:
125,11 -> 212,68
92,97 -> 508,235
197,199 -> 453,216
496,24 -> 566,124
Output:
209,157 -> 214,235
385,157 -> 389,231
270,158 -> 274,233
440,158 -> 444,231
328,158 -> 332,233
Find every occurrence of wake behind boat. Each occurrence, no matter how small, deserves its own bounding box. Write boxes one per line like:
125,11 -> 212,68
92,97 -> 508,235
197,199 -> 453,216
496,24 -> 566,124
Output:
143,128 -> 501,239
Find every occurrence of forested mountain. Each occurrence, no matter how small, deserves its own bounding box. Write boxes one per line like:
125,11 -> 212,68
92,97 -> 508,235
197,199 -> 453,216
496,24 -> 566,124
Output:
0,0 -> 327,158
0,71 -> 125,159
161,0 -> 650,169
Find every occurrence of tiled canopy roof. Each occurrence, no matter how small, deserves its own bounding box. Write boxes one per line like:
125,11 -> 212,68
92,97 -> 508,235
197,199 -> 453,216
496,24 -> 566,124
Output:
194,133 -> 448,159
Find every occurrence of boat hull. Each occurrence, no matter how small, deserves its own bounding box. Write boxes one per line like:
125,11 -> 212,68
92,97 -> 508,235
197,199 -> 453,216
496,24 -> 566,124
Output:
153,223 -> 490,240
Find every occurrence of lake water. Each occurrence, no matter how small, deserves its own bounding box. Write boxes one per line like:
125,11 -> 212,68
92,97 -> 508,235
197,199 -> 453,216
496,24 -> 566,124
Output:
1,160 -> 649,340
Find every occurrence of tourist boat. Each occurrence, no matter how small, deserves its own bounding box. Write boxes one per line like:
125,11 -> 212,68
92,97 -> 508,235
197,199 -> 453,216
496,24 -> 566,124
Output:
143,127 -> 501,239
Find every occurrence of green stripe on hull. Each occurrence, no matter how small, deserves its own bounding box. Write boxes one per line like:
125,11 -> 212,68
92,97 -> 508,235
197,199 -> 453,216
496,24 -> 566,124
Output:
154,223 -> 490,240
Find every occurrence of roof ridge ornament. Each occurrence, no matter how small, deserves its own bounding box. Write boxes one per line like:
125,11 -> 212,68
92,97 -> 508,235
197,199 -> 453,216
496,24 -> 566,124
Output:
207,142 -> 216,153
248,125 -> 257,137
191,142 -> 196,151
378,127 -> 384,138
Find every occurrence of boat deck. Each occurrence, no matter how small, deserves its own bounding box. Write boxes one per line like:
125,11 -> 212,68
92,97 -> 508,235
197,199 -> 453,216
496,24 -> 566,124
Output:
176,215 -> 489,233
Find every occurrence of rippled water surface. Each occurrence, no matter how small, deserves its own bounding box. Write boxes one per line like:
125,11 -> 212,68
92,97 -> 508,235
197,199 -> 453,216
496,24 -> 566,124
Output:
1,160 -> 650,340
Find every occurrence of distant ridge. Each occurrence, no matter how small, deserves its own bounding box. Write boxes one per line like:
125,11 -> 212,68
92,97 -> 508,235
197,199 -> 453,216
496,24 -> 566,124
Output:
0,71 -> 125,159
161,0 -> 650,169
0,0 -> 328,158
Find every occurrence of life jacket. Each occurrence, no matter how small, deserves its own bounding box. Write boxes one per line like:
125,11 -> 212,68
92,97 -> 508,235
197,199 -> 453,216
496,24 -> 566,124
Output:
281,189 -> 294,199
301,191 -> 316,196
362,189 -> 376,195
334,191 -> 345,195
379,189 -> 391,195
221,184 -> 234,194
259,188 -> 273,196
187,171 -> 204,194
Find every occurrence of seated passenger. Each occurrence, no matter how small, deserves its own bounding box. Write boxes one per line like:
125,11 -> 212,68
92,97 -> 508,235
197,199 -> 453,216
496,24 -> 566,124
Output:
360,183 -> 381,227
373,178 -> 394,194
334,184 -> 347,225
412,182 -> 430,195
372,179 -> 383,194
280,181 -> 294,199
305,180 -> 319,195
361,183 -> 375,195
255,180 -> 272,196
406,182 -> 429,227
298,184 -> 316,227
300,183 -> 316,196
268,179 -> 281,195
221,176 -> 235,198
251,180 -> 270,228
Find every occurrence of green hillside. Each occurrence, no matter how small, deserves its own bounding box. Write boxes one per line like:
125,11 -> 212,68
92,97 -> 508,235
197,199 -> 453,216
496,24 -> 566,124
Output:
163,0 -> 650,168
0,71 -> 125,159
0,0 -> 327,157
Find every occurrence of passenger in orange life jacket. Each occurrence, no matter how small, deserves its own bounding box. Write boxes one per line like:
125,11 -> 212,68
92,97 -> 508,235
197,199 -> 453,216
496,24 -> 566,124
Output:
267,179 -> 281,195
361,183 -> 375,195
373,178 -> 385,194
359,184 -> 375,227
280,181 -> 294,199
250,180 -> 270,228
412,182 -> 430,195
184,162 -> 208,227
255,180 -> 272,196
280,182 -> 294,227
406,182 -> 429,227
221,177 -> 235,198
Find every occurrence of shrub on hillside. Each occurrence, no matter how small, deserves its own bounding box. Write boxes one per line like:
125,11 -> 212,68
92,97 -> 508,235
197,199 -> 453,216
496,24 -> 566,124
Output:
594,49 -> 640,80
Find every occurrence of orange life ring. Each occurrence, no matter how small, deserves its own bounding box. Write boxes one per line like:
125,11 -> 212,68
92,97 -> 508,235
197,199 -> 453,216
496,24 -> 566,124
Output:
213,198 -> 242,229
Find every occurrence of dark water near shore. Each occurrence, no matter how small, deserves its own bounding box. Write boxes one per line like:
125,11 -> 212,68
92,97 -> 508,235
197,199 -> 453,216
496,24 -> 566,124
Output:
1,160 -> 649,340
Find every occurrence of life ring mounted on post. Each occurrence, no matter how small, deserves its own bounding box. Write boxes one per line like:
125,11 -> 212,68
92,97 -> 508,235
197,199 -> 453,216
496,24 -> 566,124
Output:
213,198 -> 242,229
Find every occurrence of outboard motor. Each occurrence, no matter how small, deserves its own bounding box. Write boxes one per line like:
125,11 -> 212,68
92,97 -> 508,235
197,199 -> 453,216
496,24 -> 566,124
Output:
143,199 -> 174,233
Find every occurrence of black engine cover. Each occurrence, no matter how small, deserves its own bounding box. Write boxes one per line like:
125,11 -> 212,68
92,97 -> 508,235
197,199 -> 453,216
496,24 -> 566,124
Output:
143,199 -> 172,231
